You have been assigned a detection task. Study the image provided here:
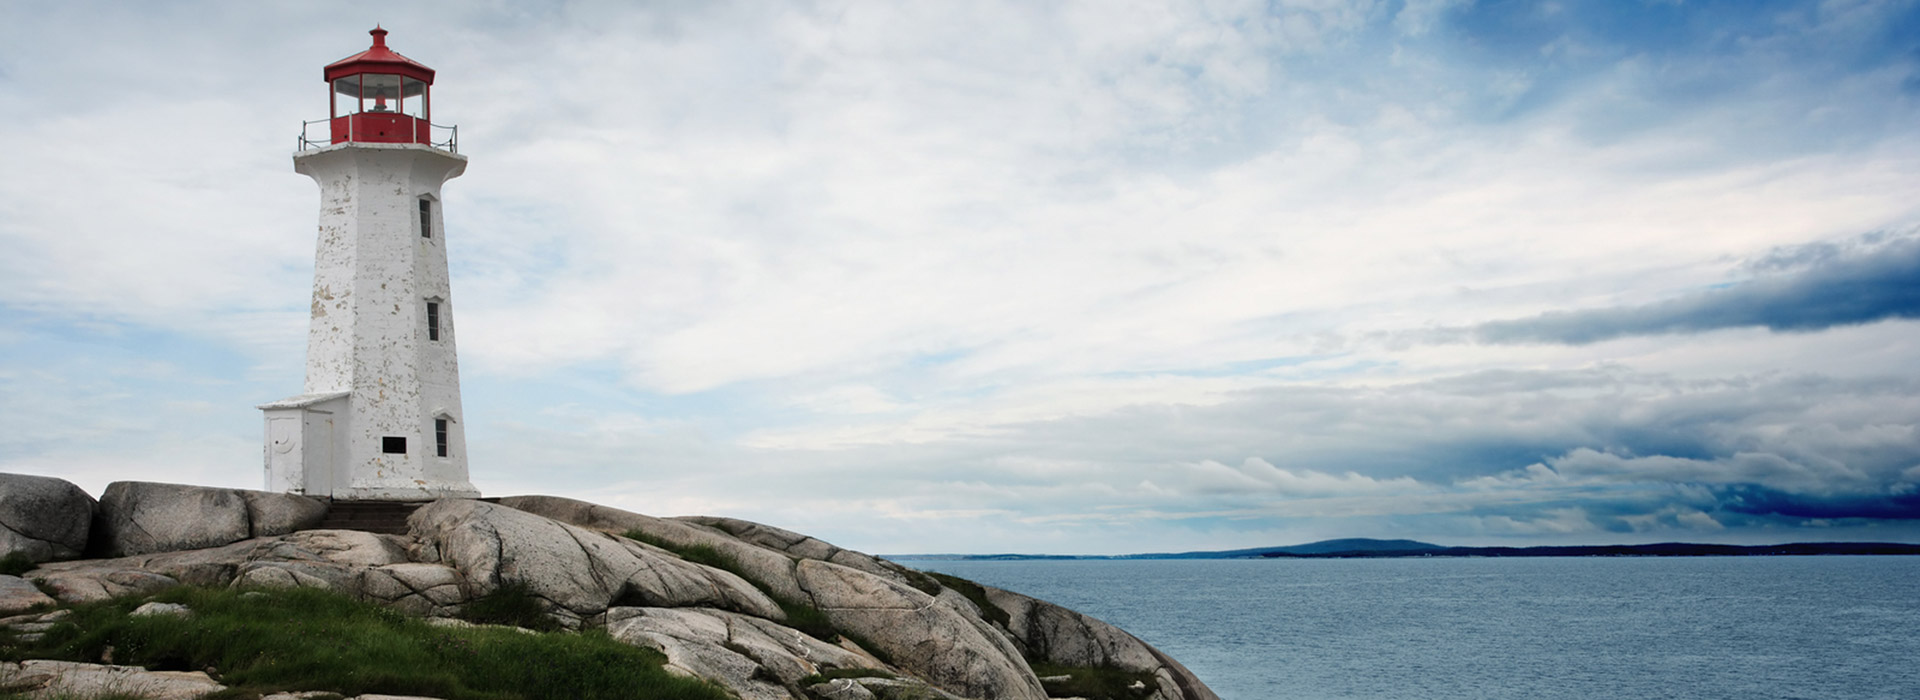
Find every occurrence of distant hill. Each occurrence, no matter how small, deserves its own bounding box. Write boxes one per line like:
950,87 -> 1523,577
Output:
1277,541 -> 1920,558
889,538 -> 1449,561
1124,538 -> 1448,559
885,539 -> 1920,561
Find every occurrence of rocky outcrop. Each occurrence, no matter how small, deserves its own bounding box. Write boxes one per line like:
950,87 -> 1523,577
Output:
31,529 -> 408,605
679,515 -> 926,586
0,473 -> 95,563
608,606 -> 881,700
1,479 -> 1220,700
0,575 -> 55,615
0,659 -> 224,700
361,563 -> 468,617
93,481 -> 326,557
497,495 -> 825,605
796,559 -> 1048,700
408,499 -> 781,626
500,496 -> 1048,700
987,585 -> 1221,700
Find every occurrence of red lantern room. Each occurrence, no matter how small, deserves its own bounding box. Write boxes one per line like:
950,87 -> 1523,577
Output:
322,27 -> 441,147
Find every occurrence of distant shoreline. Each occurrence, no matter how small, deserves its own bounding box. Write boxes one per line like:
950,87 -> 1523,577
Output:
887,539 -> 1920,561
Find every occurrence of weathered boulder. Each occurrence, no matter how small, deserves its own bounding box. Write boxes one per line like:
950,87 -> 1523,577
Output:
409,500 -> 781,626
0,659 -> 224,700
233,530 -> 410,592
0,608 -> 69,644
496,495 -> 819,605
608,607 -> 788,700
33,567 -> 178,604
835,677 -> 968,699
360,563 -> 468,617
985,585 -> 1220,700
807,678 -> 880,700
607,606 -> 882,699
31,530 -> 407,604
93,481 -> 325,557
679,516 -> 938,592
0,575 -> 55,615
130,601 -> 191,618
0,473 -> 95,563
795,559 -> 1048,700
243,490 -> 330,537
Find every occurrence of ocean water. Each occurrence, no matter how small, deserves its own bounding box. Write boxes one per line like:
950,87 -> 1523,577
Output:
904,557 -> 1920,700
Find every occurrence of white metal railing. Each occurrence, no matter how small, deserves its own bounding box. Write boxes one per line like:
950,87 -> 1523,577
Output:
298,118 -> 459,153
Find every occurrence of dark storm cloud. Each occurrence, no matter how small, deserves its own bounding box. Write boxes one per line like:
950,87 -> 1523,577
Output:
1714,484 -> 1920,521
1476,235 -> 1920,345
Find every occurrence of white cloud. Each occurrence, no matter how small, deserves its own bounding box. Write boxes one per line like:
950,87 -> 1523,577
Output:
4,1 -> 1920,552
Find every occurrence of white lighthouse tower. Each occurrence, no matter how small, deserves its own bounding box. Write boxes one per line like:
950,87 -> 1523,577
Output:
259,27 -> 478,500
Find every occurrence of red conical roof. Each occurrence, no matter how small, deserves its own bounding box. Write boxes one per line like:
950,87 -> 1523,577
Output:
324,27 -> 435,83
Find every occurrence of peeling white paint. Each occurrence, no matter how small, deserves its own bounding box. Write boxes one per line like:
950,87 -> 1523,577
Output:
260,142 -> 478,500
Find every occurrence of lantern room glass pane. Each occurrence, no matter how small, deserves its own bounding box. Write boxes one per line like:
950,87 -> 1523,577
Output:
332,77 -> 360,116
401,77 -> 428,120
360,74 -> 403,113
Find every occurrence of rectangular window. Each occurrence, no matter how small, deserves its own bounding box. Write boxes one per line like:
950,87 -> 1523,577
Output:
435,419 -> 449,457
381,436 -> 407,454
419,199 -> 432,238
426,302 -> 440,341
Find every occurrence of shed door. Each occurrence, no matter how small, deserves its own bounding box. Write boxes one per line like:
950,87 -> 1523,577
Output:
266,416 -> 303,493
303,410 -> 336,496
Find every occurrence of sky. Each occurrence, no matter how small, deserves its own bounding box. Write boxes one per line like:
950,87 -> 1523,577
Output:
2,0 -> 1919,555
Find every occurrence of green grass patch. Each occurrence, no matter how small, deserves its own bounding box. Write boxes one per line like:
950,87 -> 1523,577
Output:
7,586 -> 728,700
923,572 -> 1011,628
459,581 -> 562,632
772,599 -> 838,643
796,667 -> 895,686
0,553 -> 35,577
620,530 -> 675,552
620,530 -> 842,643
1031,662 -> 1159,699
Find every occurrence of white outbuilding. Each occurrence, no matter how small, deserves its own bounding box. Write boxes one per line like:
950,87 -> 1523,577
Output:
259,28 -> 478,500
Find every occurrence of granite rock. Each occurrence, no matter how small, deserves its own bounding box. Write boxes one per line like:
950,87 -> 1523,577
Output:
0,575 -> 55,616
0,473 -> 95,563
94,481 -> 324,557
0,659 -> 224,700
408,499 -> 781,627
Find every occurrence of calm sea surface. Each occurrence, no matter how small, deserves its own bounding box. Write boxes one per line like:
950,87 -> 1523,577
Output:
903,557 -> 1920,700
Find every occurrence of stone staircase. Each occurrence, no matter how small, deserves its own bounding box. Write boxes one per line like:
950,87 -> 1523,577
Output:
316,500 -> 427,535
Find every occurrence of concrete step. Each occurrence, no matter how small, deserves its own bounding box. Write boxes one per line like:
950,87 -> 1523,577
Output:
316,500 -> 427,535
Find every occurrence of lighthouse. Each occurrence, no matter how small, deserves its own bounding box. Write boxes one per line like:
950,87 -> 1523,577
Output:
258,28 -> 479,500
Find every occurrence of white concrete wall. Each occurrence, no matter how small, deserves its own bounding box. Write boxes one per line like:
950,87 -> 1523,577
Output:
292,142 -> 476,500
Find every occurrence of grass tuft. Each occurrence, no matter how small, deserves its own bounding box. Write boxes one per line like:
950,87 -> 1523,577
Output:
1031,662 -> 1159,699
922,572 -> 1011,628
6,586 -> 728,700
459,581 -> 562,632
0,553 -> 35,577
891,566 -> 943,597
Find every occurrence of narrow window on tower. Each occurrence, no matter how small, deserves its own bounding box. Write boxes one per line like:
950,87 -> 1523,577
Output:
426,301 -> 440,341
435,418 -> 449,457
419,198 -> 433,239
